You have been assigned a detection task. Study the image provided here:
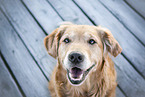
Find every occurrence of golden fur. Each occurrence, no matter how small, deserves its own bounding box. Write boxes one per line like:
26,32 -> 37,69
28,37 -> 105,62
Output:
44,23 -> 122,97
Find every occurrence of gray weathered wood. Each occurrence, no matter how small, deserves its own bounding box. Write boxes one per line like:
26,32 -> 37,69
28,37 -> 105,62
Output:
125,0 -> 145,18
0,56 -> 23,97
22,0 -> 92,33
21,0 -> 62,33
116,87 -> 125,97
100,0 -> 145,45
47,0 -> 92,25
0,10 -> 50,97
0,0 -> 57,80
114,54 -> 145,97
74,0 -> 145,77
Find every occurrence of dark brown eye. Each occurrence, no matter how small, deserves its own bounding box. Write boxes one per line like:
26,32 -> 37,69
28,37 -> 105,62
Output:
88,39 -> 96,45
63,38 -> 70,43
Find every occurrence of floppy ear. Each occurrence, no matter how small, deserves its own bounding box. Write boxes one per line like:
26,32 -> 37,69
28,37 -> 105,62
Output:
44,27 -> 66,58
99,27 -> 122,57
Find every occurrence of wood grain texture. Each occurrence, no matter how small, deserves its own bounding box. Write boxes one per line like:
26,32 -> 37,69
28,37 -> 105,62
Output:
116,87 -> 125,97
22,0 -> 63,33
0,56 -> 22,97
22,0 -> 92,33
0,10 -> 50,97
113,54 -> 145,97
47,0 -> 93,25
74,0 -> 145,77
125,0 -> 145,18
100,0 -> 145,45
0,0 -> 57,80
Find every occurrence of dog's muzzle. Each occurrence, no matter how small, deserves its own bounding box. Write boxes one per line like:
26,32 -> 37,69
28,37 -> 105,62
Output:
66,52 -> 95,85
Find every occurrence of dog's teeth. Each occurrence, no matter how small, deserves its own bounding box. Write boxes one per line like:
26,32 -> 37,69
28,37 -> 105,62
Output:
79,73 -> 83,80
69,73 -> 72,79
69,73 -> 83,81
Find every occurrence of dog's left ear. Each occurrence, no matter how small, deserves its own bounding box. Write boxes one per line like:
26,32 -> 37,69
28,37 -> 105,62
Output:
44,26 -> 67,58
98,26 -> 122,57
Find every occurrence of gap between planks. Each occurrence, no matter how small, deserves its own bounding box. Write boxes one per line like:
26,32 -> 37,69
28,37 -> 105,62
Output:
0,51 -> 25,97
1,8 -> 49,82
98,0 -> 145,46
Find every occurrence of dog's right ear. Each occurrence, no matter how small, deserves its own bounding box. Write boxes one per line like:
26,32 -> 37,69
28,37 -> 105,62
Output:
44,26 -> 66,58
44,28 -> 59,58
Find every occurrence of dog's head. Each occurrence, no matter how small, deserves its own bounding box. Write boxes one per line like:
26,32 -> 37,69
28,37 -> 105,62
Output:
44,24 -> 122,86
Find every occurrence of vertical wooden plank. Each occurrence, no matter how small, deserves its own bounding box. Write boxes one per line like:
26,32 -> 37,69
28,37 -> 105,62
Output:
0,0 -> 57,80
0,56 -> 23,97
0,10 -> 50,97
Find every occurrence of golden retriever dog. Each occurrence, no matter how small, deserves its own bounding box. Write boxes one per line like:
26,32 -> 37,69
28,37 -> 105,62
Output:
44,22 -> 122,97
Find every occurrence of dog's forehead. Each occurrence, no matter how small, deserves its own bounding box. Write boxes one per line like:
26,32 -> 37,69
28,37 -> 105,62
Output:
64,25 -> 98,35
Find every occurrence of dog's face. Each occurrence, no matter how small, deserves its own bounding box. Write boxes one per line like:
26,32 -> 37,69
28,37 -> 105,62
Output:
44,25 -> 122,86
58,26 -> 104,85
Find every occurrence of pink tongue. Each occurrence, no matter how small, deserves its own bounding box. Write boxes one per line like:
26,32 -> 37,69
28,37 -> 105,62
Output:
70,67 -> 83,78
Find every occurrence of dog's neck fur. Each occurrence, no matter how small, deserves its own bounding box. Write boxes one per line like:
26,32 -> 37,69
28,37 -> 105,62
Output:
55,56 -> 112,97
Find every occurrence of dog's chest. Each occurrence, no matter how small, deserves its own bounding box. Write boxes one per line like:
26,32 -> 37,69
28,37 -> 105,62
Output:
65,84 -> 104,97
65,87 -> 88,97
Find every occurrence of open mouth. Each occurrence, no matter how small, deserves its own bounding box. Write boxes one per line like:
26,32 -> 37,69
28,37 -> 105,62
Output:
67,64 -> 95,85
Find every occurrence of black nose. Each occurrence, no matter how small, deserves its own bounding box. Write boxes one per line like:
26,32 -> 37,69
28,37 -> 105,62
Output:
69,53 -> 84,64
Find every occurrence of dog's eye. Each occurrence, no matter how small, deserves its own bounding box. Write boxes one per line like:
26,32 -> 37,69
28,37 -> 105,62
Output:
63,38 -> 70,43
88,39 -> 96,45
